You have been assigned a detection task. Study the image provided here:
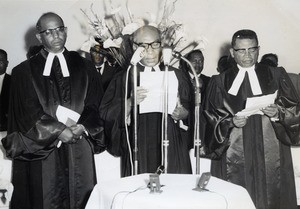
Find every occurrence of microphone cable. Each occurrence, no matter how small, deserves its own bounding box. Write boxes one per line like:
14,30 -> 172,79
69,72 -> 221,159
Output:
124,65 -> 134,175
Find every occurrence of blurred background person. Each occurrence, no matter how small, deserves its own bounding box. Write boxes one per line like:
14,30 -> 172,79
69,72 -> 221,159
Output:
89,40 -> 122,92
0,49 -> 10,135
259,53 -> 278,67
216,55 -> 235,74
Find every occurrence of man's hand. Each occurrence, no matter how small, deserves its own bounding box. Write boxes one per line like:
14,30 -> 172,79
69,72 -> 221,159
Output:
58,127 -> 75,143
135,86 -> 148,105
70,124 -> 85,138
127,86 -> 148,116
233,116 -> 248,128
261,104 -> 278,118
171,106 -> 189,121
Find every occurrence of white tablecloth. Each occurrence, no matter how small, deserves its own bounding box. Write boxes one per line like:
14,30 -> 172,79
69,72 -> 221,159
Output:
86,173 -> 256,209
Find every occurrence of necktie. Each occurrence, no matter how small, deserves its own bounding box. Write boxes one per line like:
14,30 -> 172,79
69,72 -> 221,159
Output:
43,52 -> 69,77
228,65 -> 262,96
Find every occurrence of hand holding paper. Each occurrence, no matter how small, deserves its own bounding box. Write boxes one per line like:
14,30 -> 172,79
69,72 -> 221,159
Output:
56,105 -> 82,146
235,91 -> 278,117
260,104 -> 279,118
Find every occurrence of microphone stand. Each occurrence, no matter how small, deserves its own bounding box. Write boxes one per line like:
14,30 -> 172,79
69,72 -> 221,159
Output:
129,46 -> 145,176
132,64 -> 138,175
177,54 -> 202,175
163,64 -> 169,173
162,48 -> 172,174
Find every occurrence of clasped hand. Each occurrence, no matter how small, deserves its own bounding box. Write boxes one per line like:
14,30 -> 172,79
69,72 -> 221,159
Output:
233,104 -> 279,128
58,124 -> 85,144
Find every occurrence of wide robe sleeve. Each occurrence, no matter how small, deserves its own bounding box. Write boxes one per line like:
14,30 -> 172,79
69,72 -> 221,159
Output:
99,70 -> 128,157
203,75 -> 234,159
77,59 -> 106,154
2,52 -> 106,160
271,67 -> 300,146
2,61 -> 66,161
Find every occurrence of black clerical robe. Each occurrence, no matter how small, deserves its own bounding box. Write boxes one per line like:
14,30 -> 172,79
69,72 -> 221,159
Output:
204,63 -> 300,209
98,62 -> 122,92
2,49 -> 105,209
100,63 -> 192,176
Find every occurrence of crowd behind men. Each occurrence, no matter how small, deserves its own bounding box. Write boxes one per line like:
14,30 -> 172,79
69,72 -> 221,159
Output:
0,11 -> 300,209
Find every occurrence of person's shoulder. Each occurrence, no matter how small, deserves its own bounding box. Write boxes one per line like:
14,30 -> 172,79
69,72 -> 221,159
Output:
68,50 -> 95,67
11,59 -> 31,76
201,74 -> 211,81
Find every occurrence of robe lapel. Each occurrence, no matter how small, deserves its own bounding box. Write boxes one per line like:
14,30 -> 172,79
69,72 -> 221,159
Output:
29,50 -> 87,117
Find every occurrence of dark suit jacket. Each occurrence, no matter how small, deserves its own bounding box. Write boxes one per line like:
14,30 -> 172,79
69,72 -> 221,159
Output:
0,73 -> 10,131
99,62 -> 122,92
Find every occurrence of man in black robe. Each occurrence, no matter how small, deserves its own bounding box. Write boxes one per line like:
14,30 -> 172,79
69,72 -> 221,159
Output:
100,25 -> 192,176
204,29 -> 300,209
1,12 -> 105,209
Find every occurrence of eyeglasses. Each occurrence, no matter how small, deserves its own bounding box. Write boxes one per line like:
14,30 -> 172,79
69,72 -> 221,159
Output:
39,26 -> 66,36
133,41 -> 161,50
233,46 -> 259,55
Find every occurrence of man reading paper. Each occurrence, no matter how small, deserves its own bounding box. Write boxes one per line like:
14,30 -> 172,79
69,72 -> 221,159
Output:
204,29 -> 300,209
100,25 -> 192,176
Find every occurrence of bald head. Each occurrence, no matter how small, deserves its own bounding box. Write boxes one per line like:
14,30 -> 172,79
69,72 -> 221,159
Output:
36,12 -> 64,32
35,12 -> 67,53
133,25 -> 161,43
133,25 -> 162,67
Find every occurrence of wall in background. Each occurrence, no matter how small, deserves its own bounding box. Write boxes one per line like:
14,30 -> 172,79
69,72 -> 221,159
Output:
0,0 -> 300,76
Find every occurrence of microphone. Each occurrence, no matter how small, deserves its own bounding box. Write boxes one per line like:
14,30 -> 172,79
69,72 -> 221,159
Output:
163,48 -> 172,66
155,165 -> 165,175
130,47 -> 146,65
172,50 -> 182,59
147,165 -> 165,190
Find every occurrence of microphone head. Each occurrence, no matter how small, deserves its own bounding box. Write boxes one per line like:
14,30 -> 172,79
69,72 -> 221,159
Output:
130,47 -> 146,65
155,165 -> 165,175
172,51 -> 182,59
163,48 -> 172,66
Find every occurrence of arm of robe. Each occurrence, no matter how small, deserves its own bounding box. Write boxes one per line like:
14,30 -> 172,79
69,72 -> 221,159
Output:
173,68 -> 193,149
203,75 -> 234,159
271,67 -> 300,146
78,64 -> 106,154
99,71 -> 128,157
2,65 -> 66,161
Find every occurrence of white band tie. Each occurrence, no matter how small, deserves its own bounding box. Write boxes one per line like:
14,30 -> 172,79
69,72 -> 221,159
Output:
228,65 -> 262,96
43,52 -> 70,77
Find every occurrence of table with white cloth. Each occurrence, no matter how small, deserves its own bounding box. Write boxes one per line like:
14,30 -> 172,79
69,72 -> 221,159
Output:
86,173 -> 256,209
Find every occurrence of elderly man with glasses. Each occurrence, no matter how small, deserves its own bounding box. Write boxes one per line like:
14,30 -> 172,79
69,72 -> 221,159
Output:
100,25 -> 192,177
204,29 -> 300,209
2,12 -> 105,209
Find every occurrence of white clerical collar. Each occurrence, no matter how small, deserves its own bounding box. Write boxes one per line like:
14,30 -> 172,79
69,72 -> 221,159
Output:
228,64 -> 262,96
139,62 -> 161,72
43,49 -> 70,77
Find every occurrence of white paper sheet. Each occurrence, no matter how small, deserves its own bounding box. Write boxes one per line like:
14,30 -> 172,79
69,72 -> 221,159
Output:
139,71 -> 178,114
236,90 -> 278,117
56,105 -> 80,126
